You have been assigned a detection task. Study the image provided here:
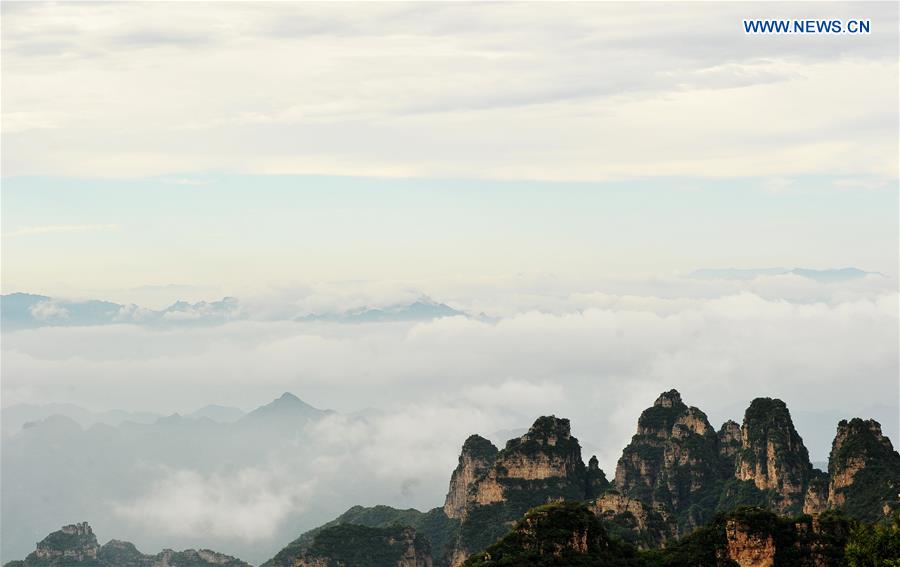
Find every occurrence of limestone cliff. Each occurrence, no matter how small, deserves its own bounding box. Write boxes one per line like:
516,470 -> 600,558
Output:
443,435 -> 498,520
827,418 -> 900,521
613,390 -> 725,534
735,397 -> 813,515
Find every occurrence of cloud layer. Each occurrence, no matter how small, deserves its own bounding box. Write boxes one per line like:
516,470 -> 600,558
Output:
2,2 -> 897,179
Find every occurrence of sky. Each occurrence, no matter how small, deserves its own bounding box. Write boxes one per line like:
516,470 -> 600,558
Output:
1,2 -> 899,560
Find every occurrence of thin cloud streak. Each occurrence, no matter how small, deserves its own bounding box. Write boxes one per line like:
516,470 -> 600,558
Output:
2,224 -> 119,238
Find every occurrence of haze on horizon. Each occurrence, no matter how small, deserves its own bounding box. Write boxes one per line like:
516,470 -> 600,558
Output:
1,2 -> 898,565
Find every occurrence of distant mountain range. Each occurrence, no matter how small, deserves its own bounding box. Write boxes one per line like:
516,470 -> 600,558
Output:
2,269 -> 882,331
689,266 -> 883,282
0,293 -> 467,331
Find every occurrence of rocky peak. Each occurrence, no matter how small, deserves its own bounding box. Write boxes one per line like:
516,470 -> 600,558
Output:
448,416 -> 590,565
654,389 -> 684,408
33,522 -> 100,561
495,416 -> 584,480
827,418 -> 900,520
585,455 -> 609,498
718,420 -> 742,459
735,397 -> 812,514
614,391 -> 722,535
444,435 -> 499,519
635,390 -> 690,438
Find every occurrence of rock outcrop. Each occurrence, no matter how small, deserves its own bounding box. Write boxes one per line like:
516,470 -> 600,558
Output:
735,397 -> 814,515
827,418 -> 900,521
725,516 -> 776,567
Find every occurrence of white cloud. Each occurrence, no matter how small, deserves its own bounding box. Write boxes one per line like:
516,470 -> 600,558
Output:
29,301 -> 69,320
2,2 -> 896,180
113,466 -> 314,541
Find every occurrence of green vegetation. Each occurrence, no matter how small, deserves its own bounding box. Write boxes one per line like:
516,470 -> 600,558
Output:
263,505 -> 459,567
845,515 -> 900,567
462,435 -> 500,461
463,502 -> 642,567
301,524 -> 429,567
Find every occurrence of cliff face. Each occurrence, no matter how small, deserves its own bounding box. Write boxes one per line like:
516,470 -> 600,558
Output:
725,517 -> 776,567
443,435 -> 498,519
613,390 -> 724,534
10,522 -> 251,567
827,418 -> 900,521
735,398 -> 814,515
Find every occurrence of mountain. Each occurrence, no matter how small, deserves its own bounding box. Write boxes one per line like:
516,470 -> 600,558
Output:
1,392 -> 331,564
0,293 -> 240,330
271,390 -> 900,566
6,390 -> 899,566
2,522 -> 250,567
824,418 -> 900,521
613,389 -> 724,535
688,267 -> 881,283
735,397 -> 814,515
239,392 -> 330,425
187,404 -> 245,422
1,293 -> 124,331
1,293 -> 467,330
298,297 -> 465,323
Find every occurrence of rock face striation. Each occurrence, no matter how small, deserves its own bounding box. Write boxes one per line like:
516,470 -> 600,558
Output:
5,522 -> 251,567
